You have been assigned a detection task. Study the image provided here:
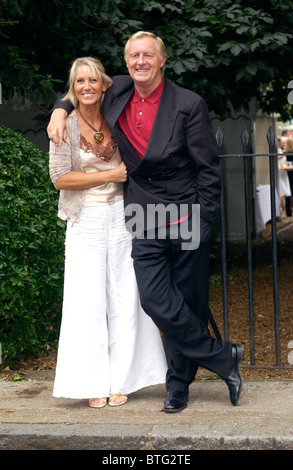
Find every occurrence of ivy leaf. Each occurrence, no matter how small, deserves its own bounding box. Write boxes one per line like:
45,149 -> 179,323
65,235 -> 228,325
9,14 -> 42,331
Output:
230,43 -> 242,56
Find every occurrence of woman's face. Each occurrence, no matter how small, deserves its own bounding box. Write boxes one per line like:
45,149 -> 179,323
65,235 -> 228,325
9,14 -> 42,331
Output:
74,66 -> 107,107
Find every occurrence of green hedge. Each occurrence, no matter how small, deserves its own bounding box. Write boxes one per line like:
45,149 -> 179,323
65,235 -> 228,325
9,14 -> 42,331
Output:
0,125 -> 65,367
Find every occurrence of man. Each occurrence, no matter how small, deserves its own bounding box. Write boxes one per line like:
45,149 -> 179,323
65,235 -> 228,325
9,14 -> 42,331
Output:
48,31 -> 243,413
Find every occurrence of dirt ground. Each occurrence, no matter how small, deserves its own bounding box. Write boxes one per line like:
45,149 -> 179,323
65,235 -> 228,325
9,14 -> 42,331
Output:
2,218 -> 293,382
208,217 -> 293,380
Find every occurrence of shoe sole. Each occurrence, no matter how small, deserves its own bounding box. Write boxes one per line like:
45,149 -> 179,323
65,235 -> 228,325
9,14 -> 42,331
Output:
235,343 -> 243,363
163,403 -> 187,413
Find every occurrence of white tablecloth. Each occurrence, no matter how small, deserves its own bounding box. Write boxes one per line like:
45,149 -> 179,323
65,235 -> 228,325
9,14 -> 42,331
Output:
255,184 -> 280,234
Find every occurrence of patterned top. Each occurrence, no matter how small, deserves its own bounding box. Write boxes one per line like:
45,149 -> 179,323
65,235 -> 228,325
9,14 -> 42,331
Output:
80,135 -> 118,162
49,110 -> 123,223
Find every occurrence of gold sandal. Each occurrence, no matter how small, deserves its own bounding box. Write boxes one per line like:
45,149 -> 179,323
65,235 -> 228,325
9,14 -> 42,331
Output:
108,393 -> 128,406
89,397 -> 107,408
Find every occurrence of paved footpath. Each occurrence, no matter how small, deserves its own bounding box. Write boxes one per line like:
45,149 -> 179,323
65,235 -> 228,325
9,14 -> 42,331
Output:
1,369 -> 293,451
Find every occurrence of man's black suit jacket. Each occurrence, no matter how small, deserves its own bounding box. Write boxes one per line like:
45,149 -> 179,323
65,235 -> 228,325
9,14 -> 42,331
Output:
103,76 -> 220,230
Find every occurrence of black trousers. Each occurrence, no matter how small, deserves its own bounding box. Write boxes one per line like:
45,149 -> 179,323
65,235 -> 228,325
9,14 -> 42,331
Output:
131,216 -> 232,395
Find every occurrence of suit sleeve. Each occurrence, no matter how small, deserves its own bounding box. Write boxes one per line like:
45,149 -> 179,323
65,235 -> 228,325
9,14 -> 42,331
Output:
48,93 -> 74,117
185,96 -> 221,223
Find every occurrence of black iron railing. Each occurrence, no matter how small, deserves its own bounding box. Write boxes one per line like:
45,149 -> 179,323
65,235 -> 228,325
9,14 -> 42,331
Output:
214,125 -> 293,370
16,124 -> 292,369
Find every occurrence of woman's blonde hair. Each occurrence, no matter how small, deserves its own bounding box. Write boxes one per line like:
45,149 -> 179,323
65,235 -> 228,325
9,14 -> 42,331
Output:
62,57 -> 113,108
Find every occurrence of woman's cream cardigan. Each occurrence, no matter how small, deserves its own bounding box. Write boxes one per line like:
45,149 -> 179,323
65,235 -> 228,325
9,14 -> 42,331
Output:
49,110 -> 88,224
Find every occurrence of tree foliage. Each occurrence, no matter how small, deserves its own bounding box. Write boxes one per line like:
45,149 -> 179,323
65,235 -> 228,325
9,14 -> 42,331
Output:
1,0 -> 293,117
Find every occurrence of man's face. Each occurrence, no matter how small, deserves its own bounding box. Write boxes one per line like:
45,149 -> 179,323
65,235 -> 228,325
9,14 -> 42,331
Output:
126,36 -> 166,91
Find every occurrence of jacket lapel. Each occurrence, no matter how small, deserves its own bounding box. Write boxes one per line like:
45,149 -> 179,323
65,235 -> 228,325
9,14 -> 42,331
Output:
105,77 -> 176,172
143,79 -> 175,164
105,91 -> 133,130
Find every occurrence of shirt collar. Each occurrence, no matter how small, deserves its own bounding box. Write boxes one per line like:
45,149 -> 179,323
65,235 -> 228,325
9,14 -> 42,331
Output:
132,78 -> 164,104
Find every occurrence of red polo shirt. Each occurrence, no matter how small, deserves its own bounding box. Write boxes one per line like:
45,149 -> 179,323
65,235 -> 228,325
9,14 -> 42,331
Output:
118,79 -> 164,160
118,78 -> 190,225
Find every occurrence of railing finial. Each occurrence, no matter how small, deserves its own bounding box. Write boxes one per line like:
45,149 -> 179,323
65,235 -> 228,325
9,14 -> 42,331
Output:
266,126 -> 275,151
241,127 -> 250,152
215,126 -> 224,153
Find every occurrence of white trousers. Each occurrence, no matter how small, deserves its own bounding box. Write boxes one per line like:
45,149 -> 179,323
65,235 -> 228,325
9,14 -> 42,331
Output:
53,200 -> 167,399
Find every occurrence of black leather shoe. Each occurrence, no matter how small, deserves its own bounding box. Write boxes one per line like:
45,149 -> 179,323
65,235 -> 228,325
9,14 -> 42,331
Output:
163,391 -> 188,413
225,343 -> 243,406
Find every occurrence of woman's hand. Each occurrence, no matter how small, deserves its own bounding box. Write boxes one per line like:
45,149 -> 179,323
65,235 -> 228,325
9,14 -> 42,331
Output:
109,162 -> 128,183
47,109 -> 68,146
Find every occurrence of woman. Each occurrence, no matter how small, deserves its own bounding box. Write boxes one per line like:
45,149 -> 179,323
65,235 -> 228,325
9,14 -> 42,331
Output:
49,57 -> 167,408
